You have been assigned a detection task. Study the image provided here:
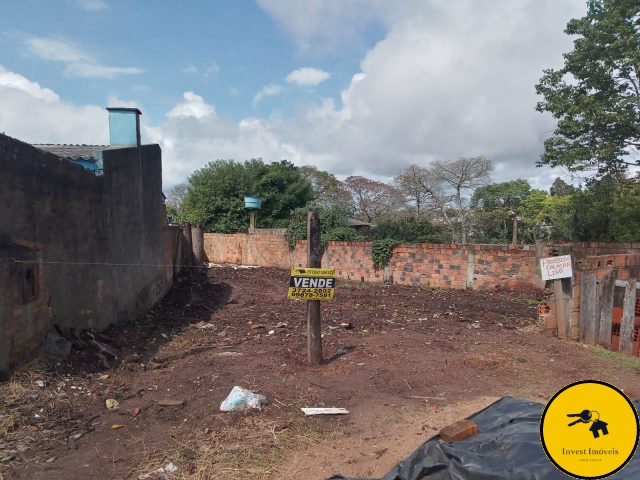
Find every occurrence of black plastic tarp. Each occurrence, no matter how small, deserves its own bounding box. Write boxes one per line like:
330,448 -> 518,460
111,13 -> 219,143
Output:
327,396 -> 640,480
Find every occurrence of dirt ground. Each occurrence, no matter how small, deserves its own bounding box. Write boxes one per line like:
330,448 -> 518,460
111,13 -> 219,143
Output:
1,266 -> 640,480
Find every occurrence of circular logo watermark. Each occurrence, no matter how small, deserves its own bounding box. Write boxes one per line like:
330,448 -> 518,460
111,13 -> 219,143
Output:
540,380 -> 639,479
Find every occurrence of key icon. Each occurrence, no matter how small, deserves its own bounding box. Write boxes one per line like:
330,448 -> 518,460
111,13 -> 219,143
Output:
567,409 -> 592,426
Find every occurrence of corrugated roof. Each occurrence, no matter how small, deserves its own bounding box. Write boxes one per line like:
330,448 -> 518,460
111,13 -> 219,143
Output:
32,144 -> 113,160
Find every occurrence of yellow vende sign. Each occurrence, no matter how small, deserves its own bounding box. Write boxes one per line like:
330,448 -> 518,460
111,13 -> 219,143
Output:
288,267 -> 336,300
540,380 -> 639,479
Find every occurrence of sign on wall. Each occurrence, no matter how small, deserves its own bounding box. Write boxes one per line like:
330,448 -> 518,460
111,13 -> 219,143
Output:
540,255 -> 573,281
288,267 -> 336,300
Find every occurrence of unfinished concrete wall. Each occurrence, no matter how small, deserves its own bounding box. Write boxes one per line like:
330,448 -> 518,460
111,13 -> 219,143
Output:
0,133 -> 174,374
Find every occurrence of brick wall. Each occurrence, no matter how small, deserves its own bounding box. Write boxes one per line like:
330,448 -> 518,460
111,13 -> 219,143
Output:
0,133 -> 176,375
203,230 -> 545,290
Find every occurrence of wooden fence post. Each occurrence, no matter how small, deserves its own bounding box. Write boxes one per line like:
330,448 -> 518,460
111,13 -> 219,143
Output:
620,278 -> 637,355
307,211 -> 323,365
597,272 -> 616,349
580,273 -> 597,344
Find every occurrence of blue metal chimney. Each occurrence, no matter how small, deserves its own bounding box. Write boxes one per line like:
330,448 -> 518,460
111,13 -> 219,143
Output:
106,107 -> 142,147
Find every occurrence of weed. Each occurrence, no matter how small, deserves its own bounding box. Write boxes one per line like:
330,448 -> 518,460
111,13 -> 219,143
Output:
512,357 -> 527,363
591,348 -> 640,371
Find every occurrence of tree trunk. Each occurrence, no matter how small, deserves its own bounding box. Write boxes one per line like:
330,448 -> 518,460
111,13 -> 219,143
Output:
179,223 -> 193,267
191,223 -> 205,274
512,216 -> 518,245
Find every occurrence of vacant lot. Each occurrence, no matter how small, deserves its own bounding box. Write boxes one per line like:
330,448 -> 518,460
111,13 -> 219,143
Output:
2,266 -> 639,480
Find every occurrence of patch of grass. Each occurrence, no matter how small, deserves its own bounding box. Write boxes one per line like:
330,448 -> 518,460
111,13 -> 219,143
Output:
512,357 -> 527,363
431,357 -> 442,363
434,288 -> 455,294
591,348 -> 640,371
510,298 -> 540,305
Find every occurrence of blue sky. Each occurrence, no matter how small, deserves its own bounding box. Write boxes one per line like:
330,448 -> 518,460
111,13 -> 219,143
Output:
0,0 -> 381,123
0,0 -> 589,190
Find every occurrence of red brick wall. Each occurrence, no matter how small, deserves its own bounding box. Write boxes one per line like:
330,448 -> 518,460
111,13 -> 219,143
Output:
203,230 -> 543,290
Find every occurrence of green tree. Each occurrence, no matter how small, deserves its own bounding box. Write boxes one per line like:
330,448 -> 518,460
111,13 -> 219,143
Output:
518,189 -> 548,243
535,0 -> 640,179
298,165 -> 342,206
470,179 -> 532,243
369,217 -> 444,243
549,177 -> 578,196
285,200 -> 364,251
537,195 -> 575,239
181,158 -> 313,232
570,172 -> 640,241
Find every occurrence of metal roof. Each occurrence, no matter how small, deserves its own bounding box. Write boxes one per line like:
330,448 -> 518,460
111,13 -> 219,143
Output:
32,144 -> 113,160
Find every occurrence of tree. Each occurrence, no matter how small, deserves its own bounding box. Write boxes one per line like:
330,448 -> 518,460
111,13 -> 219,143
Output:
393,165 -> 431,217
470,179 -> 531,243
431,156 -> 494,243
569,171 -> 640,241
298,166 -> 342,206
517,189 -> 548,243
535,0 -> 640,179
369,217 -> 444,243
549,177 -> 578,196
285,200 -> 364,251
339,176 -> 404,223
181,158 -> 313,232
167,183 -> 189,211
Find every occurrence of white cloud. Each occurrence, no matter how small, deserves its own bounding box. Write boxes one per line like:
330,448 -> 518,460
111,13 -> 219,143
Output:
0,64 -> 107,144
2,0 -> 591,193
166,92 -> 215,119
285,67 -> 330,86
106,95 -> 140,109
25,37 -> 143,79
205,61 -> 220,77
252,83 -> 283,106
75,0 -> 108,11
181,64 -> 199,74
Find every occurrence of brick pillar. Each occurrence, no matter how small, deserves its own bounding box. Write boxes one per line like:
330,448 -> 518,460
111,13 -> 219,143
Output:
179,223 -> 193,267
191,223 -> 205,274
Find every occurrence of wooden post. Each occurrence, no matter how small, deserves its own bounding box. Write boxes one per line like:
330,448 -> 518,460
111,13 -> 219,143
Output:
554,279 -> 567,339
597,272 -> 616,349
191,223 -> 205,274
619,278 -> 637,355
307,211 -> 323,365
512,216 -> 518,245
580,273 -> 597,344
249,211 -> 257,229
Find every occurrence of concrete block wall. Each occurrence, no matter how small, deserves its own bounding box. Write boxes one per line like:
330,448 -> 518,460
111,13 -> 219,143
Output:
0,247 -> 52,376
0,133 -> 176,375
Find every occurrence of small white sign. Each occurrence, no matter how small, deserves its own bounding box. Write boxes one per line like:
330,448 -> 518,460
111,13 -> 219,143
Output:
540,255 -> 573,281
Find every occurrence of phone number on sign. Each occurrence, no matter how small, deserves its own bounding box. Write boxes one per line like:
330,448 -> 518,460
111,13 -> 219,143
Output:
289,287 -> 333,299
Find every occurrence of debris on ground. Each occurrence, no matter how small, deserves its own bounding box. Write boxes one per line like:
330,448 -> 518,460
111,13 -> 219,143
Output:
220,386 -> 267,412
301,408 -> 349,416
138,467 -> 170,480
105,399 -> 119,409
157,399 -> 185,407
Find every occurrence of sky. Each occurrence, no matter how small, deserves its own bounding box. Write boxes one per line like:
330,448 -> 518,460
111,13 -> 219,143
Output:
0,0 -> 589,193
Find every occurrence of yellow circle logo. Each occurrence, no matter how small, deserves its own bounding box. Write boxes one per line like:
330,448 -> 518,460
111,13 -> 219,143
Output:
540,380 -> 639,479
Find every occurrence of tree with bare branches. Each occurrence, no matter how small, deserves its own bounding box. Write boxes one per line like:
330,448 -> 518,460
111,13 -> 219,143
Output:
339,176 -> 404,223
393,165 -> 430,218
432,156 -> 493,243
167,183 -> 189,211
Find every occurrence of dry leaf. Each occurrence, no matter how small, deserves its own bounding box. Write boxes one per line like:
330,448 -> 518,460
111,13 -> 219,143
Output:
98,374 -> 110,380
111,424 -> 124,430
105,399 -> 119,409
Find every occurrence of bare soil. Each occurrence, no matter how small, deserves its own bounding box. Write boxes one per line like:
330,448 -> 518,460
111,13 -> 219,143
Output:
1,266 -> 639,480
